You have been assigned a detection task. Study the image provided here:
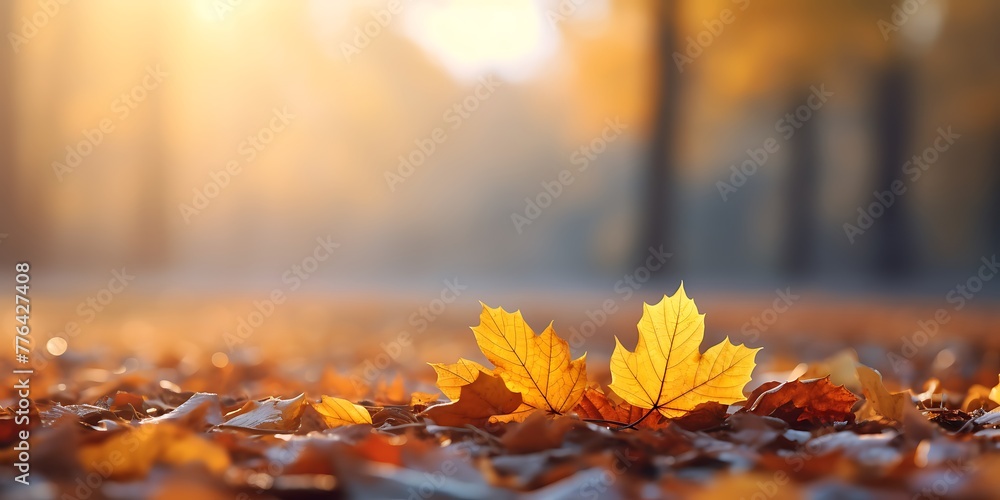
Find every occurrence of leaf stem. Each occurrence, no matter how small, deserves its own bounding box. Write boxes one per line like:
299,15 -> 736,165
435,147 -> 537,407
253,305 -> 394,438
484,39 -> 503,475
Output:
581,417 -> 632,427
613,407 -> 658,431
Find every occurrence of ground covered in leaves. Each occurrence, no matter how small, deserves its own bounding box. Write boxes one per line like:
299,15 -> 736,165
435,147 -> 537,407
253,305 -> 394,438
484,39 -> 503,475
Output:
2,291 -> 1000,499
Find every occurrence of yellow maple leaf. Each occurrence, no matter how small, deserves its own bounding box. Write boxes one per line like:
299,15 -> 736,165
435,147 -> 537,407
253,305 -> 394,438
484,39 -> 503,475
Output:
471,303 -> 587,417
311,396 -> 373,427
429,358 -> 491,400
609,283 -> 759,418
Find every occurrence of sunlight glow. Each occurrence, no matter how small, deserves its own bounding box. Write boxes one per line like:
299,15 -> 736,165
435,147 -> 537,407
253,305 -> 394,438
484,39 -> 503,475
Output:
900,0 -> 946,52
402,0 -> 559,82
47,337 -> 68,356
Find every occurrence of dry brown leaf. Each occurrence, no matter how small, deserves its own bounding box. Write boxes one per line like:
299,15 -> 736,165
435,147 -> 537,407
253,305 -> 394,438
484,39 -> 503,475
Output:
145,392 -> 222,428
670,401 -> 731,431
573,387 -> 667,429
743,377 -> 857,427
222,394 -> 305,432
500,412 -> 583,454
421,371 -> 523,427
96,391 -> 146,414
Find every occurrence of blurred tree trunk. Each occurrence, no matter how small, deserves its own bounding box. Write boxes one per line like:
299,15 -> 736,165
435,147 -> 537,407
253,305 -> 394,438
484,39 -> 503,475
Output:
641,0 -> 680,272
783,91 -> 819,277
989,128 -> 1000,256
873,58 -> 914,278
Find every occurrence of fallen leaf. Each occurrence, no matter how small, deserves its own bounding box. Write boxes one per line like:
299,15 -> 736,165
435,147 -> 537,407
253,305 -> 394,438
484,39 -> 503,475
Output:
78,422 -> 230,479
990,375 -> 1000,405
96,391 -> 146,416
222,394 -> 306,432
41,404 -> 117,426
421,370 -> 523,427
799,349 -> 861,392
804,430 -> 903,469
500,412 -> 582,454
471,303 -> 587,417
670,401 -> 730,431
901,402 -> 937,443
409,391 -> 441,409
311,396 -> 373,428
145,392 -> 222,428
973,407 -> 1000,427
929,408 -> 973,432
609,283 -> 759,418
744,377 -> 857,427
429,358 -> 491,400
856,365 -> 909,421
961,383 -> 998,412
572,387 -> 667,429
370,406 -> 418,427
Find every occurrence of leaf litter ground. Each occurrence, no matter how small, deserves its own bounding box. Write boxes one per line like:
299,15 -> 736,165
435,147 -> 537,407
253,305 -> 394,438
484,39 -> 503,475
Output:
2,287 -> 1000,499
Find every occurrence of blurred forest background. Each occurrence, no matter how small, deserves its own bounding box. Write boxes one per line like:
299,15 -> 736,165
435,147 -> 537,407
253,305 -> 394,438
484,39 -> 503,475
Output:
1,0 -> 999,383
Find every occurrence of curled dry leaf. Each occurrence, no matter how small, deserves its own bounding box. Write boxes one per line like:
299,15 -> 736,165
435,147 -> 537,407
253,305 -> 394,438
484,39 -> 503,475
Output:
962,384 -> 998,412
799,349 -> 862,392
609,283 -> 759,418
857,365 -> 909,421
421,370 -> 523,427
96,391 -> 146,414
145,392 -> 223,427
222,394 -> 306,432
743,376 -> 857,427
311,396 -> 373,428
471,303 -> 587,418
